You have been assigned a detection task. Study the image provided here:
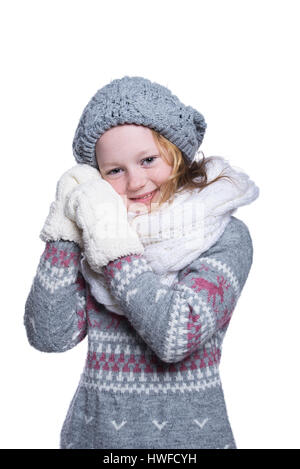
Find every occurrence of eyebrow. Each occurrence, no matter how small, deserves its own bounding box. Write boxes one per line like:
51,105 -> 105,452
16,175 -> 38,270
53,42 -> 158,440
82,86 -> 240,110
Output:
100,150 -> 157,168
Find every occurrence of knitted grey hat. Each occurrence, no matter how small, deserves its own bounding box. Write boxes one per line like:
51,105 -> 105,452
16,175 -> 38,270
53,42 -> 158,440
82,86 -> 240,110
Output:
72,76 -> 207,168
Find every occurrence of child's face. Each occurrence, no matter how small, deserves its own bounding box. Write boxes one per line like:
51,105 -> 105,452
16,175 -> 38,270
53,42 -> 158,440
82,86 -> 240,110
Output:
96,124 -> 173,213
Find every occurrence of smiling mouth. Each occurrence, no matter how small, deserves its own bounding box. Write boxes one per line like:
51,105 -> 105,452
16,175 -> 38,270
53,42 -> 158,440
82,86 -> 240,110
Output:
129,189 -> 158,201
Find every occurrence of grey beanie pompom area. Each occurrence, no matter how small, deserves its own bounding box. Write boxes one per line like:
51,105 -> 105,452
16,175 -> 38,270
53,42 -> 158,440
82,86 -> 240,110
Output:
72,76 -> 207,168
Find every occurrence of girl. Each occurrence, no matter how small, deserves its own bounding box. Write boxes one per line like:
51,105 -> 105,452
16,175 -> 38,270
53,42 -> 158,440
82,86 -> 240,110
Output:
24,76 -> 259,449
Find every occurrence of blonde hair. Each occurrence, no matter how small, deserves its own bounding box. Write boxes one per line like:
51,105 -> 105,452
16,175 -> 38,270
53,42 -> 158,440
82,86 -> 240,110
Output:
149,129 -> 233,211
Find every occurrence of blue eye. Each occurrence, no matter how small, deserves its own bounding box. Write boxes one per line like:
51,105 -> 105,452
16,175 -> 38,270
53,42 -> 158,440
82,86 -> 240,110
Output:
107,168 -> 121,175
142,156 -> 157,165
106,156 -> 157,176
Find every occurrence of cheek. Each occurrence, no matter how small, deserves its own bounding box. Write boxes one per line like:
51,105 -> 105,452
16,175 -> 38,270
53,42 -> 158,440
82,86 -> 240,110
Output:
103,178 -> 129,208
102,177 -> 123,195
155,164 -> 172,185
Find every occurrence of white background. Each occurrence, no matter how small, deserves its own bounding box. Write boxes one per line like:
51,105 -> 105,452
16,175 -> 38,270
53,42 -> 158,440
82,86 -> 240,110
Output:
1,0 -> 299,449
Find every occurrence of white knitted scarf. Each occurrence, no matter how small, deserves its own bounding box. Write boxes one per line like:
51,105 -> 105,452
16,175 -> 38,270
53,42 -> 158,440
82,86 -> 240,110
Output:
78,156 -> 259,315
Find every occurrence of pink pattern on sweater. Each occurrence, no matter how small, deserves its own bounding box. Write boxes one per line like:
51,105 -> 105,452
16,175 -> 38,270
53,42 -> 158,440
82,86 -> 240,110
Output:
191,275 -> 231,307
44,242 -> 80,267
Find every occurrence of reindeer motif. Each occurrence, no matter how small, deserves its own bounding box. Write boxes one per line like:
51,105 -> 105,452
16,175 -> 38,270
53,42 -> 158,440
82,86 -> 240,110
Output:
191,275 -> 231,308
214,295 -> 236,329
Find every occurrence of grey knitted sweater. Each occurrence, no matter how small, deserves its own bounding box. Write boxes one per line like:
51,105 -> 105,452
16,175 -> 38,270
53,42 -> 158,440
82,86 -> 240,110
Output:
24,215 -> 253,449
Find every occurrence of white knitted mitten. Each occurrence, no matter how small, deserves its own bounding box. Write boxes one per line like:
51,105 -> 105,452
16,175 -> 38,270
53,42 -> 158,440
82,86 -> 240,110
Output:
39,164 -> 101,248
64,177 -> 144,273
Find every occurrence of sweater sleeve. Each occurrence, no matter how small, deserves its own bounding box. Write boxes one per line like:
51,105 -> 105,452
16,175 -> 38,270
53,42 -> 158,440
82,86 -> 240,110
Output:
24,240 -> 88,353
102,216 -> 253,363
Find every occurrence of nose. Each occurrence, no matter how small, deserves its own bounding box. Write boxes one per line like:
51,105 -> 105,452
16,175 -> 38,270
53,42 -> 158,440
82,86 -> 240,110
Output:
126,168 -> 147,193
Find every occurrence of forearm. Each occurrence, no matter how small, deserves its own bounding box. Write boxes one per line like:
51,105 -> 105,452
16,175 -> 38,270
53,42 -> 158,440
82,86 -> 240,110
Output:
103,254 -> 219,363
24,240 -> 88,352
102,217 -> 253,363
